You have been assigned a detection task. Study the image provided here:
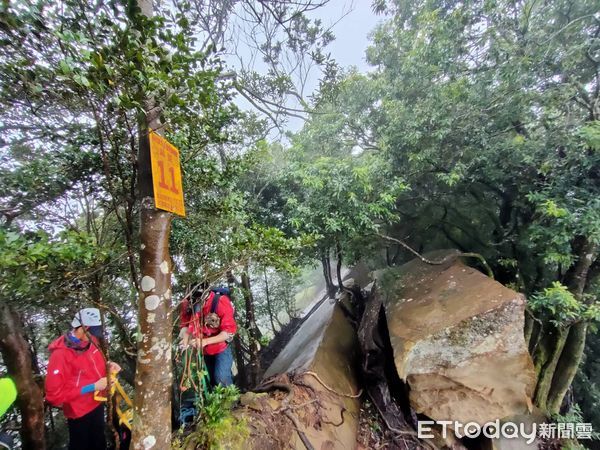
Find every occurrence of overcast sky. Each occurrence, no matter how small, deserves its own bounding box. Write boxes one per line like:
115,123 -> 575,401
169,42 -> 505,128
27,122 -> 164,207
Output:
229,0 -> 384,134
284,0 -> 383,132
315,0 -> 382,73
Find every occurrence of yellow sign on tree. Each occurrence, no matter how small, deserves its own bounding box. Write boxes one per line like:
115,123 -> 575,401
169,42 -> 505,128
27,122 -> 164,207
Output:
149,131 -> 186,217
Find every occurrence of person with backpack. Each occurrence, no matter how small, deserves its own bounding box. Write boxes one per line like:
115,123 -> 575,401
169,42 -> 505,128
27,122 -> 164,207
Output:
183,287 -> 237,387
45,308 -> 120,450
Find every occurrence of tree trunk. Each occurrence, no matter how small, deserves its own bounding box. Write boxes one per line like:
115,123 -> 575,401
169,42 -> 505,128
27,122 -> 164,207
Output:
131,166 -> 174,450
534,239 -> 597,414
131,203 -> 173,450
241,270 -> 261,387
532,322 -> 555,377
527,313 -> 541,354
130,2 -> 174,447
263,268 -> 277,335
533,326 -> 568,412
543,239 -> 598,414
25,320 -> 42,376
232,335 -> 248,390
336,240 -> 344,293
563,238 -> 597,298
0,303 -> 46,450
547,321 -> 588,414
320,250 -> 335,297
226,271 -> 249,389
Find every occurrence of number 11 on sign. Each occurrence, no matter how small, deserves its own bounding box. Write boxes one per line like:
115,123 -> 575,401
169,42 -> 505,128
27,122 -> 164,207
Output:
149,132 -> 186,217
157,161 -> 179,194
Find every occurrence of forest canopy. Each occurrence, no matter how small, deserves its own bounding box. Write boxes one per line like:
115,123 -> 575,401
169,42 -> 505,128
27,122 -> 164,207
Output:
0,0 -> 599,449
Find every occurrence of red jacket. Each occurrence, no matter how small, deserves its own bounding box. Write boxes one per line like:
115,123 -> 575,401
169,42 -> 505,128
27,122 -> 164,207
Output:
188,292 -> 237,355
45,335 -> 106,419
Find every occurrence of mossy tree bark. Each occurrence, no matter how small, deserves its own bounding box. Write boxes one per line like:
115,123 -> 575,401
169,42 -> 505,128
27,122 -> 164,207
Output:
0,303 -> 45,450
241,270 -> 262,387
226,270 -> 249,389
264,268 -> 277,335
533,326 -> 568,412
527,312 -> 542,354
532,238 -> 597,415
320,248 -> 336,298
544,240 -> 598,414
547,321 -> 588,413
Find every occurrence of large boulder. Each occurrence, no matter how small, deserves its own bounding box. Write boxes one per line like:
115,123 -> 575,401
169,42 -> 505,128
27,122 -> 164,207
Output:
380,250 -> 535,425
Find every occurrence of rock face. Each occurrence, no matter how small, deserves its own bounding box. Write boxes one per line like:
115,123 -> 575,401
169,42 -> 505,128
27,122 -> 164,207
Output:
233,298 -> 361,450
380,250 -> 535,425
223,266 -> 369,450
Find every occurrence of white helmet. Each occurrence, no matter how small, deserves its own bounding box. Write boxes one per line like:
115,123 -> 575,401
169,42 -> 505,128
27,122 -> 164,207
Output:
71,308 -> 102,328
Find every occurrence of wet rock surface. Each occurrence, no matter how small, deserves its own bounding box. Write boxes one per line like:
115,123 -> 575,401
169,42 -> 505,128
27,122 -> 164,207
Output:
227,292 -> 363,449
380,250 -> 536,425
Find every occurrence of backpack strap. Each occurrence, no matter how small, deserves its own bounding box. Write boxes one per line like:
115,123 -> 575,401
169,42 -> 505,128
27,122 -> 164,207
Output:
210,293 -> 222,314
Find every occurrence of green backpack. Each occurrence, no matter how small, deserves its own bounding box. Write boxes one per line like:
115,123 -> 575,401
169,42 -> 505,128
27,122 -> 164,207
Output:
0,378 -> 17,418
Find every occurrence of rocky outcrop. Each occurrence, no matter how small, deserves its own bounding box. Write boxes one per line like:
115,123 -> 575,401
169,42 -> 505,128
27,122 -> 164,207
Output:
380,250 -> 536,425
221,269 -> 368,450
208,254 -> 537,449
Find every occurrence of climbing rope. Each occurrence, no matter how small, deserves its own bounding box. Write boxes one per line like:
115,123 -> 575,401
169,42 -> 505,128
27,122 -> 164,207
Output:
94,373 -> 133,430
176,287 -> 211,426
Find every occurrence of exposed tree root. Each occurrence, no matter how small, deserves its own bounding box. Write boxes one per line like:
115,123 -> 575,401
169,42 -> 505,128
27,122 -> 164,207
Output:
254,378 -> 317,450
321,405 -> 346,427
283,409 -> 316,450
301,370 -> 363,398
376,233 -> 494,278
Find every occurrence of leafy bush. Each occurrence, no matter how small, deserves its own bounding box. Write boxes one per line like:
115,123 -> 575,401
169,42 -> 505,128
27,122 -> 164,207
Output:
176,385 -> 248,450
530,282 -> 584,327
530,282 -> 600,327
552,404 -> 599,448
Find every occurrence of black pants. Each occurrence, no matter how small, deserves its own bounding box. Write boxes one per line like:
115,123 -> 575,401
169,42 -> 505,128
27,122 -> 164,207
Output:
67,405 -> 106,450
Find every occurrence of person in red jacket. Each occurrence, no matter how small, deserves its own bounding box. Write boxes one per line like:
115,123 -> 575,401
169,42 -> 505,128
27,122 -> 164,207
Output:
45,308 -> 120,450
182,287 -> 237,387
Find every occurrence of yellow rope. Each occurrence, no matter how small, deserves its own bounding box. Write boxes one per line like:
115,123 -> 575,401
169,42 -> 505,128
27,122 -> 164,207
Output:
93,374 -> 133,430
